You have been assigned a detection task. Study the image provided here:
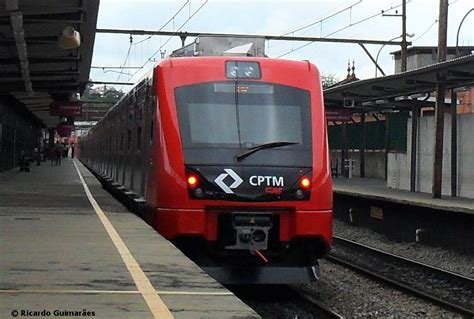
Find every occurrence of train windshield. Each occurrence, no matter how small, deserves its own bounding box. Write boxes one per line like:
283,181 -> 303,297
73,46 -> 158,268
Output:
175,81 -> 312,166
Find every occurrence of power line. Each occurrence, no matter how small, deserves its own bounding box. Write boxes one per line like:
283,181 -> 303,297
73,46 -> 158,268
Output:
280,1 -> 362,37
268,0 -> 363,51
413,20 -> 438,42
146,0 -> 209,63
132,0 -> 190,46
276,0 -> 409,58
116,35 -> 133,82
99,1 -> 192,89
126,0 -> 209,82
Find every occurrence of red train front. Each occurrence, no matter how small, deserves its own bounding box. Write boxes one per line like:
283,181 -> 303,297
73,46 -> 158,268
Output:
146,57 -> 332,283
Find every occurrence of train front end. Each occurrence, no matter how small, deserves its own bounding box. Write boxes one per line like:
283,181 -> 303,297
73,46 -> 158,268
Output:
149,57 -> 332,284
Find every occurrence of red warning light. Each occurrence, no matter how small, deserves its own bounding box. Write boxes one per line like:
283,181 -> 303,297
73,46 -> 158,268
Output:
299,177 -> 311,189
187,175 -> 199,187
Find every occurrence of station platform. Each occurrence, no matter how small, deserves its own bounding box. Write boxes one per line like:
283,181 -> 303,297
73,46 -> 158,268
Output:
333,177 -> 473,215
0,159 -> 259,318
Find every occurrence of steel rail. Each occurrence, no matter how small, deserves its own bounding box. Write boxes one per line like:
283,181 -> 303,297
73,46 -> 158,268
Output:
334,236 -> 474,283
329,236 -> 474,317
288,287 -> 345,319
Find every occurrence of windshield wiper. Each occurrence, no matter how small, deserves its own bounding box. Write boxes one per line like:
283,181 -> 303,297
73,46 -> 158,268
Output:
235,141 -> 299,162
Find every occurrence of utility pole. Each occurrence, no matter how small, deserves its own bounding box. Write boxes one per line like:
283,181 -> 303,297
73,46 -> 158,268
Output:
401,0 -> 408,72
432,0 -> 448,198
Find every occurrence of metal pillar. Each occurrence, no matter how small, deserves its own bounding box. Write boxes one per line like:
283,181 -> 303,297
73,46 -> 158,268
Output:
342,121 -> 347,178
451,91 -> 458,197
401,0 -> 408,72
384,116 -> 390,180
432,0 -> 448,198
410,105 -> 419,192
360,113 -> 366,178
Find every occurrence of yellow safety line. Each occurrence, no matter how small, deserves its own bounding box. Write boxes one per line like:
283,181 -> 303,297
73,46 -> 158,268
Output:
158,291 -> 233,296
0,289 -> 140,294
0,289 -> 234,296
73,160 -> 173,319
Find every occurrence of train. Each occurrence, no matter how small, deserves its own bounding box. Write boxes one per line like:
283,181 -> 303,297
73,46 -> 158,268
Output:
79,56 -> 333,284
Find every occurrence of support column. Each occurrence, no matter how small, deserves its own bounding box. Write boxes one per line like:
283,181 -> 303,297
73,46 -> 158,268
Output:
401,0 -> 408,72
384,116 -> 390,180
342,121 -> 347,178
432,0 -> 448,198
410,105 -> 419,192
451,91 -> 458,197
360,113 -> 366,178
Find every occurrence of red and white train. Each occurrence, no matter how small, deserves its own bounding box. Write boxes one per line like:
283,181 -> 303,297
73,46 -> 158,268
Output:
79,56 -> 332,283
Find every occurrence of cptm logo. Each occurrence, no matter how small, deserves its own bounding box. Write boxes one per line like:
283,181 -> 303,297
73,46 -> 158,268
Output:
214,169 -> 243,194
214,169 -> 285,194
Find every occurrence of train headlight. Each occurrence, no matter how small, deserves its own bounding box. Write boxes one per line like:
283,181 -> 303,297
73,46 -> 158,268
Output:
244,66 -> 254,77
299,176 -> 311,189
226,61 -> 261,79
187,175 -> 199,187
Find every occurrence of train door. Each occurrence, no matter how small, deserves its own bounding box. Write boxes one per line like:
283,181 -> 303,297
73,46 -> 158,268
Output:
145,83 -> 158,216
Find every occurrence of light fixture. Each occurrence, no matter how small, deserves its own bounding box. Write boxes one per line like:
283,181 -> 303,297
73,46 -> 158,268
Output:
299,176 -> 311,189
187,175 -> 199,187
59,26 -> 81,50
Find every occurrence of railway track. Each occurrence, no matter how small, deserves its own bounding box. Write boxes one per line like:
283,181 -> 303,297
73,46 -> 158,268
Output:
329,236 -> 474,317
228,285 -> 344,319
288,287 -> 344,319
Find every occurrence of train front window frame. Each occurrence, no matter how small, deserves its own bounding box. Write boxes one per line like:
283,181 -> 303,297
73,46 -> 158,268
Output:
175,81 -> 312,166
175,81 -> 311,149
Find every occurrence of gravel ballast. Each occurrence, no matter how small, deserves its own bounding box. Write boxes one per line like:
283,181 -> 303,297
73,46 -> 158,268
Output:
299,259 -> 458,318
333,219 -> 474,278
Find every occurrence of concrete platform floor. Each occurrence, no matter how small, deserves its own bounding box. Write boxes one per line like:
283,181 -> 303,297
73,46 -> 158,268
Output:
0,159 -> 259,318
333,177 -> 474,214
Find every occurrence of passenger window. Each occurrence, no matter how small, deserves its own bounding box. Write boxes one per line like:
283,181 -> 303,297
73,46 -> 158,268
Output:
137,127 -> 142,150
150,121 -> 154,142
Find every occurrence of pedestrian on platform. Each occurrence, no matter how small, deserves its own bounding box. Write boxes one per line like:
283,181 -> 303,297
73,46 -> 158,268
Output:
54,142 -> 64,166
34,147 -> 41,166
48,147 -> 54,166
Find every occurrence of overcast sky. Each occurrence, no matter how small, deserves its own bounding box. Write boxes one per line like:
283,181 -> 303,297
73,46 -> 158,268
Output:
90,0 -> 473,91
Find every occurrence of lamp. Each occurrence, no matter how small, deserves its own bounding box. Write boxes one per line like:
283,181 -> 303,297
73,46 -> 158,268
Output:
59,26 -> 81,50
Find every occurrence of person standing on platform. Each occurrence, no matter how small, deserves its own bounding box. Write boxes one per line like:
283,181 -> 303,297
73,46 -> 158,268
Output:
54,142 -> 64,166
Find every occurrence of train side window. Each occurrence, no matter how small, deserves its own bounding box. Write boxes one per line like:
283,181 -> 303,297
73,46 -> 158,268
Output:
127,129 -> 132,150
150,121 -> 154,142
137,127 -> 142,150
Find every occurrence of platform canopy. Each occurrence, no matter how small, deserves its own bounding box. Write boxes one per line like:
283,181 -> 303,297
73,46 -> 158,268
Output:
324,54 -> 474,113
0,0 -> 99,128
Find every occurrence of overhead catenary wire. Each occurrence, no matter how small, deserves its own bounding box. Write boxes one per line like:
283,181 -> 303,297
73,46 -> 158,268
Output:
279,1 -> 362,37
94,0 -> 192,90
126,0 -> 209,82
413,19 -> 438,42
268,0 -> 363,51
115,34 -> 133,82
276,0 -> 409,58
132,0 -> 190,46
146,0 -> 209,64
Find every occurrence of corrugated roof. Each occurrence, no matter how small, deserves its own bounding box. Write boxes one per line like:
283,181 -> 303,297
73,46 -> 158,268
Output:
324,54 -> 474,112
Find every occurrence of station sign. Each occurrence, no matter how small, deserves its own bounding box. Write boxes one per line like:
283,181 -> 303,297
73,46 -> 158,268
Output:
50,101 -> 82,117
326,110 -> 352,122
